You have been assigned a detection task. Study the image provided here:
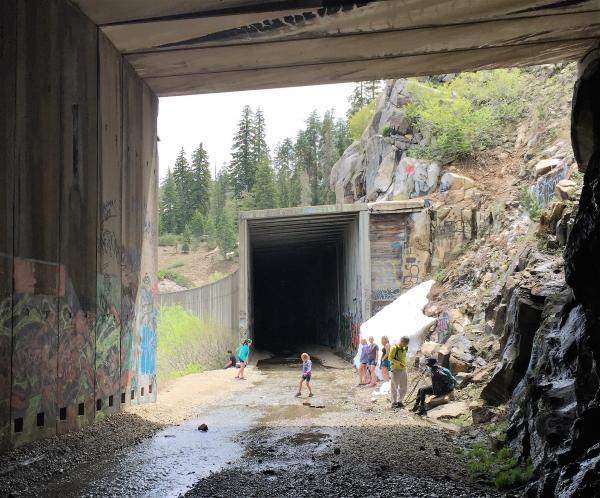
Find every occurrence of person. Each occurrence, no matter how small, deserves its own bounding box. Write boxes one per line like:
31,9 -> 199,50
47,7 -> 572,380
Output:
224,350 -> 237,369
236,339 -> 251,380
295,352 -> 313,397
366,336 -> 379,386
389,336 -> 410,408
357,338 -> 369,386
412,358 -> 458,416
380,336 -> 391,382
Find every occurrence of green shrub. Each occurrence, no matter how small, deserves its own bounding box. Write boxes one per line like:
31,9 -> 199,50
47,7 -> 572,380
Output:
382,123 -> 392,137
159,233 -> 180,247
467,443 -> 534,490
208,271 -> 226,283
157,305 -> 235,384
168,262 -> 184,269
521,189 -> 542,222
157,270 -> 194,289
349,100 -> 376,140
405,69 -> 530,161
181,225 -> 192,254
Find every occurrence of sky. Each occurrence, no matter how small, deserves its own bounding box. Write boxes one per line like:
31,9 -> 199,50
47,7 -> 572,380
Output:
157,82 -> 355,179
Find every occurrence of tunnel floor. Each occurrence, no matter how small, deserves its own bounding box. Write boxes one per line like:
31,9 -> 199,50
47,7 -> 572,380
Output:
0,350 -> 505,498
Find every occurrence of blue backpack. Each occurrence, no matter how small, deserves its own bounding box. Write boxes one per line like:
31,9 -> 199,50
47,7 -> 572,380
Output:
432,366 -> 458,393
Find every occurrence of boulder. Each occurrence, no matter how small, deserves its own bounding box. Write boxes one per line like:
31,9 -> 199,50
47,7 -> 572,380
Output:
469,401 -> 494,424
425,391 -> 456,409
439,172 -> 476,192
534,158 -> 561,177
455,372 -> 472,388
368,152 -> 396,200
540,201 -> 566,233
428,401 -> 470,420
554,179 -> 578,200
445,334 -> 473,353
449,353 -> 472,374
437,346 -> 451,367
421,341 -> 442,358
391,156 -> 440,200
481,288 -> 545,405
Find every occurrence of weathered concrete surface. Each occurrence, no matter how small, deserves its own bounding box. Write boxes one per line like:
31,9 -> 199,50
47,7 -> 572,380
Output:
69,1 -> 600,96
0,1 -> 159,452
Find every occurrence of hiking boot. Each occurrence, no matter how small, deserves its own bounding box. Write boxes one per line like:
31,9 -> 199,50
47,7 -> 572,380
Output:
391,402 -> 399,408
308,393 -> 314,397
397,402 -> 405,409
411,403 -> 420,412
417,406 -> 427,416
295,392 -> 301,397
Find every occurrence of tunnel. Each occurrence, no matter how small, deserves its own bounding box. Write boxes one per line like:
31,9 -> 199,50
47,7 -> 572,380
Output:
244,209 -> 364,352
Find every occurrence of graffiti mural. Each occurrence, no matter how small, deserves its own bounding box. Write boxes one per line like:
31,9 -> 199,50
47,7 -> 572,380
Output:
11,258 -> 62,444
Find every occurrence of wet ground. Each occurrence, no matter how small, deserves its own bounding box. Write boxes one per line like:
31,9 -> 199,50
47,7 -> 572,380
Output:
0,348 -> 509,497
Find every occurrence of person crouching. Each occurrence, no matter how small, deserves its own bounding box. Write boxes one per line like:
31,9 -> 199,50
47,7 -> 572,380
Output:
412,358 -> 458,416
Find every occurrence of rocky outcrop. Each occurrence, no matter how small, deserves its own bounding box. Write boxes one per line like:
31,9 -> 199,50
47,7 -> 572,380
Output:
330,80 -> 441,203
484,49 -> 600,497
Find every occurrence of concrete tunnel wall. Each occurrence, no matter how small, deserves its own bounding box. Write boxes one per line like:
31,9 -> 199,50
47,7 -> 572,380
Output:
239,208 -> 368,355
0,0 -> 159,451
238,204 -> 431,357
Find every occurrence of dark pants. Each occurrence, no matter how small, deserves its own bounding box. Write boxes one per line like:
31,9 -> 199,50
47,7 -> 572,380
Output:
416,386 -> 435,406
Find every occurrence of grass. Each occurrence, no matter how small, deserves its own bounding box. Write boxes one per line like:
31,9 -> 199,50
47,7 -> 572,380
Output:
208,271 -> 226,283
450,413 -> 472,428
467,442 -> 534,490
157,269 -> 195,289
521,188 -> 543,222
157,305 -> 236,384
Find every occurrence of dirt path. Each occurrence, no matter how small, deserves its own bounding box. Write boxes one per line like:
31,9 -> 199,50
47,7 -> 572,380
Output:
0,349 -> 507,498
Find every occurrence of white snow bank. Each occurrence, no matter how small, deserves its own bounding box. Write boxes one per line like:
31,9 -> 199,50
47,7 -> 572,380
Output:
360,280 -> 436,357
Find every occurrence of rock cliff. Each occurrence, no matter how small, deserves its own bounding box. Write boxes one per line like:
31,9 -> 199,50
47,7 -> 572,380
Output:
330,79 -> 443,204
333,58 -> 600,495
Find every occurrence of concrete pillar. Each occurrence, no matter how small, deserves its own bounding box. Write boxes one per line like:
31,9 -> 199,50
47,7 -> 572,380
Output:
359,211 -> 371,322
238,217 -> 250,342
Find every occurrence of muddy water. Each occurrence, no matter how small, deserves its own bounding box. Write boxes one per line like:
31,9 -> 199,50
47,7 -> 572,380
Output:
33,351 -> 349,498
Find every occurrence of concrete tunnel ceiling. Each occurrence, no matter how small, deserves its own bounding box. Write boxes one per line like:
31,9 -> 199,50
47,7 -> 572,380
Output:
70,0 -> 600,96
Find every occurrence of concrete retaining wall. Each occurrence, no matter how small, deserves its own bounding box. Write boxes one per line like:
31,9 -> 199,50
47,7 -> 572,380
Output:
0,0 -> 158,451
159,272 -> 239,346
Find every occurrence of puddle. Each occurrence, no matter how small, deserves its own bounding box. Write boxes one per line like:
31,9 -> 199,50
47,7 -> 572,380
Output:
34,407 -> 254,498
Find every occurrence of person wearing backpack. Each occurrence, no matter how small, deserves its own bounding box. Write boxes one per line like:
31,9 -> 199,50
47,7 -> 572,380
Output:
388,336 -> 410,408
411,358 -> 457,416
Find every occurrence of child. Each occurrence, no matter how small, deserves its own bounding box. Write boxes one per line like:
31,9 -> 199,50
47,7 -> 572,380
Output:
223,350 -> 237,369
295,353 -> 313,397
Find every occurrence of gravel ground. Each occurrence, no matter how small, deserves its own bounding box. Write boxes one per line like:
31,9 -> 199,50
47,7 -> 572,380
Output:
0,350 -> 513,498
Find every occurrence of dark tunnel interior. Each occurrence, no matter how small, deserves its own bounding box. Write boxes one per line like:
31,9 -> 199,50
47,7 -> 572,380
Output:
251,245 -> 340,351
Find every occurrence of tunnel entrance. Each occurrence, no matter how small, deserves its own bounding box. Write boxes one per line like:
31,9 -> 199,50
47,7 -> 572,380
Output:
244,208 -> 364,353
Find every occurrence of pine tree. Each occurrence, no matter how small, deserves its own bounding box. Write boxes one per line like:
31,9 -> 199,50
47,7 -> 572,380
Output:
216,203 -> 237,256
347,80 -> 382,117
296,111 -> 322,205
229,105 -> 255,196
274,139 -> 294,208
251,159 -> 277,210
334,118 -> 353,154
190,142 -> 211,217
289,170 -> 302,207
251,108 -> 270,169
319,110 -> 339,204
172,148 -> 193,232
159,168 -> 179,234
